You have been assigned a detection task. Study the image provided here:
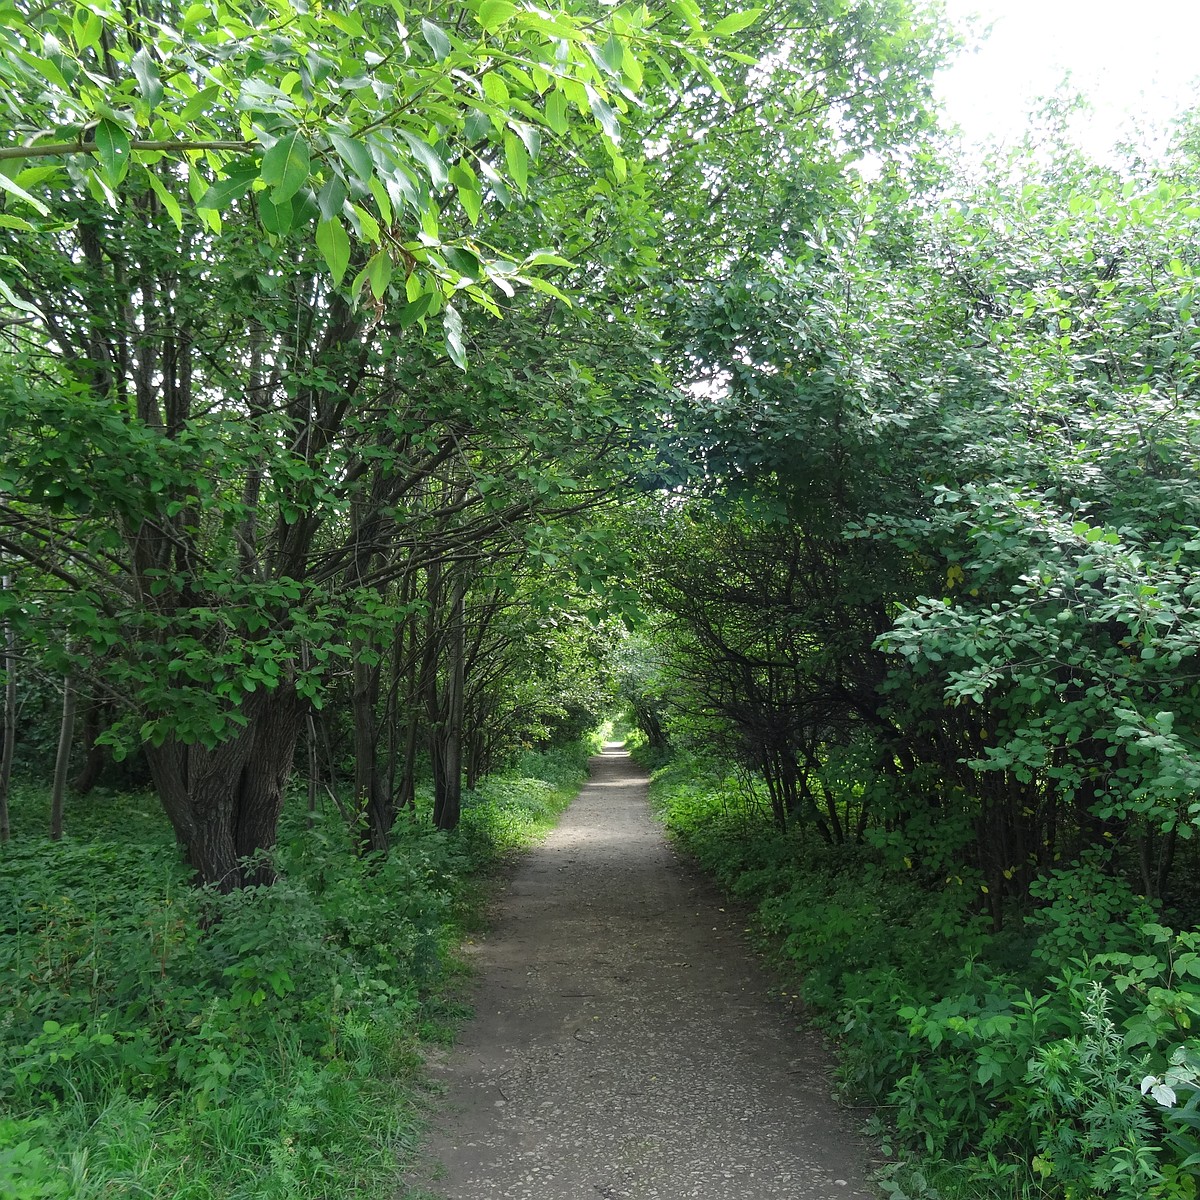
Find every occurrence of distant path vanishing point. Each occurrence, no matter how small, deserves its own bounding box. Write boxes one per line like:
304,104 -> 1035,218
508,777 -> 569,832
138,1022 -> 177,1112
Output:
414,745 -> 876,1200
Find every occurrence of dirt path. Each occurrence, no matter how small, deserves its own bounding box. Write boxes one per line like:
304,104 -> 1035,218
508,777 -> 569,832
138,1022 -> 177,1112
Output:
411,747 -> 876,1199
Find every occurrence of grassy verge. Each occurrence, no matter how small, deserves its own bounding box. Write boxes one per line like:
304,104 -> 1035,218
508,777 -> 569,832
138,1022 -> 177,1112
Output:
648,751 -> 1200,1200
0,743 -> 590,1199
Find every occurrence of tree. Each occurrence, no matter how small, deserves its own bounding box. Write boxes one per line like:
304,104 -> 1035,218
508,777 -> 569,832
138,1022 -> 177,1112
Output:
0,0 -> 710,886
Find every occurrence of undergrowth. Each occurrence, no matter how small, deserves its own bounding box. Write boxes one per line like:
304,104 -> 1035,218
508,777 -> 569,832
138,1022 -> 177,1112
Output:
0,742 -> 588,1199
651,751 -> 1200,1200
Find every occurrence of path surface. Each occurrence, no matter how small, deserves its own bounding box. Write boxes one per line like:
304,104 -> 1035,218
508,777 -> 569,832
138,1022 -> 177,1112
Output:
413,747 -> 876,1200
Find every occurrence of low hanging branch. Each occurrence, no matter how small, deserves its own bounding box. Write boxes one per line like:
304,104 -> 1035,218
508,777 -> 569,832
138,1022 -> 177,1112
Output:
0,139 -> 253,162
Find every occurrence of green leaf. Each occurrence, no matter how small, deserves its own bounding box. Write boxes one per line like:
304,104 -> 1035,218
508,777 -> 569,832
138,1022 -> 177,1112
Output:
483,71 -> 511,107
450,162 -> 482,224
141,166 -> 183,231
398,290 -> 434,328
317,175 -> 348,221
601,34 -> 624,73
544,89 -> 569,135
444,302 -> 466,369
524,250 -> 573,268
196,164 -> 258,212
366,249 -> 392,299
260,132 -> 311,204
421,19 -> 451,60
524,274 -> 572,304
257,193 -> 294,235
94,119 -> 131,185
585,85 -> 620,143
398,130 -> 449,190
131,46 -> 164,109
368,175 -> 393,226
711,8 -> 762,35
315,216 -> 351,285
329,132 -> 374,184
477,0 -> 518,31
504,130 -> 528,193
0,172 -> 50,216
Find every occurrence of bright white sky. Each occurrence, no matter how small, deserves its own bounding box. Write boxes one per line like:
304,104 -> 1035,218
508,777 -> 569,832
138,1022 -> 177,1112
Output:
935,0 -> 1200,154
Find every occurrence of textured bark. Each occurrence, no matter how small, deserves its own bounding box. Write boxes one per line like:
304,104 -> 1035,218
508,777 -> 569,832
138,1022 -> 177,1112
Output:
432,569 -> 465,832
0,577 -> 14,842
50,672 -> 76,841
145,688 -> 303,890
352,651 -> 391,853
71,699 -> 106,795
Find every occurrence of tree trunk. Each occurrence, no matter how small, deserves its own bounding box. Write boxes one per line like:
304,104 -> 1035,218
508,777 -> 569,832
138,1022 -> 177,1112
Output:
352,649 -> 391,853
145,688 -> 303,890
71,698 -> 107,795
433,569 -> 465,831
0,575 -> 14,842
50,670 -> 76,840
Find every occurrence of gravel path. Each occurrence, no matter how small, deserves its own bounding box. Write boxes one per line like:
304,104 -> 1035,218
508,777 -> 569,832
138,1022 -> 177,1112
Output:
411,746 -> 876,1199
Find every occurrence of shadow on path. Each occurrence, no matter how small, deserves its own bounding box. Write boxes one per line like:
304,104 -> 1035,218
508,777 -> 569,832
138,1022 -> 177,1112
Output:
411,747 -> 875,1199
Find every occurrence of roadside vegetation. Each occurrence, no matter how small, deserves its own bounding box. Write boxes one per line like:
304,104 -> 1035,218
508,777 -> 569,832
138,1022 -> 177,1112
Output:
0,744 -> 588,1199
645,749 -> 1198,1200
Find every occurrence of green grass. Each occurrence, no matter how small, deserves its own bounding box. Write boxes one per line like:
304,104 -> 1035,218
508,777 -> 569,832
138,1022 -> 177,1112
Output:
0,742 -> 591,1199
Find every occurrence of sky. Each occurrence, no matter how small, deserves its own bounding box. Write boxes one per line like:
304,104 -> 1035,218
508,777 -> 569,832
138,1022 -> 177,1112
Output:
935,0 -> 1200,154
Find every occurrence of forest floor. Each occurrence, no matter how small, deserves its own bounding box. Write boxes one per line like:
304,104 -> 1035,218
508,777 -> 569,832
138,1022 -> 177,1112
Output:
403,745 -> 876,1200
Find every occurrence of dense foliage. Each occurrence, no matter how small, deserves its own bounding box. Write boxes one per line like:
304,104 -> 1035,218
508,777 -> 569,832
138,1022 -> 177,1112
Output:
624,119 -> 1200,1200
0,746 -> 588,1198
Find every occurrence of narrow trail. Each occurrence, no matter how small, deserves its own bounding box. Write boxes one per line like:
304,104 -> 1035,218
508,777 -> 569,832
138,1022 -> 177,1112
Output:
412,747 -> 876,1199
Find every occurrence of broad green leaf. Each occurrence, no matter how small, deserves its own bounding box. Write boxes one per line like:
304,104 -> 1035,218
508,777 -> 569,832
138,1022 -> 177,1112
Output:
131,46 -> 164,109
73,7 -> 103,53
180,84 -> 221,122
0,275 -> 42,316
524,250 -> 574,268
315,216 -> 351,285
317,175 -> 348,221
504,131 -> 528,193
398,291 -> 434,328
260,132 -> 310,204
141,166 -> 184,231
585,85 -> 620,142
514,123 -> 541,159
669,0 -> 704,29
366,249 -> 392,298
450,162 -> 482,224
524,274 -> 572,304
257,193 -> 293,235
483,71 -> 511,107
95,119 -> 132,185
421,19 -> 451,60
601,34 -> 624,72
369,176 -> 393,226
0,172 -> 50,216
196,164 -> 259,211
330,132 -> 374,184
444,302 -> 466,368
477,0 -> 518,31
464,109 -> 491,143
711,8 -> 762,35
352,202 -> 381,243
544,89 -> 569,135
0,213 -> 35,231
398,129 -> 449,190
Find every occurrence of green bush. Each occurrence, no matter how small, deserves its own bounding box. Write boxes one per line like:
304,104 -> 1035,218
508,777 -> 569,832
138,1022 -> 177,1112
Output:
650,752 -> 1200,1200
0,742 -> 591,1198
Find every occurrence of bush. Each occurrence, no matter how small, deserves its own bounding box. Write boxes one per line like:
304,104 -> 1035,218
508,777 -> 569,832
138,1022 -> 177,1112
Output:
0,742 -> 592,1197
650,751 -> 1200,1200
